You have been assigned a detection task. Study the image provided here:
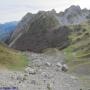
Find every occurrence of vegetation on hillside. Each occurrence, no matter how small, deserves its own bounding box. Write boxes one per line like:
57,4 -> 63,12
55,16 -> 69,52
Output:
0,42 -> 28,70
63,21 -> 90,69
29,12 -> 60,32
63,22 -> 90,88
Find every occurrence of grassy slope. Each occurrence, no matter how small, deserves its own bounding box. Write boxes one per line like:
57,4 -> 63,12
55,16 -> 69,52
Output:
0,43 -> 28,70
63,22 -> 90,88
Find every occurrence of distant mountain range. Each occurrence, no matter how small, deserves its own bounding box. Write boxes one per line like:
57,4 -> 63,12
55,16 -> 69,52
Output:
57,5 -> 90,25
0,21 -> 18,42
9,5 -> 90,52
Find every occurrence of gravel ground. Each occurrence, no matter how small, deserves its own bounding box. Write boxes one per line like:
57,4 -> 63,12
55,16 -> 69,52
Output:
0,51 -> 84,90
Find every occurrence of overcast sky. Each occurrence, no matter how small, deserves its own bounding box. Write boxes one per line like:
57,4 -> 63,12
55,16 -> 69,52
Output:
0,0 -> 90,23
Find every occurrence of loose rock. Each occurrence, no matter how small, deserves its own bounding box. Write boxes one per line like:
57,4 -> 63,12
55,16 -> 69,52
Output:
61,64 -> 68,72
45,62 -> 51,67
56,62 -> 62,67
25,67 -> 36,75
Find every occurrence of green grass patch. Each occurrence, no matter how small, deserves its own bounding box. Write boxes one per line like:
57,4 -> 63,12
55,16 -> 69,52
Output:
0,43 -> 28,70
64,22 -> 90,75
63,22 -> 90,89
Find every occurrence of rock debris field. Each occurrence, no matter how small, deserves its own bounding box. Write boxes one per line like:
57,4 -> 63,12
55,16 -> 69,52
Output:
0,51 -> 84,90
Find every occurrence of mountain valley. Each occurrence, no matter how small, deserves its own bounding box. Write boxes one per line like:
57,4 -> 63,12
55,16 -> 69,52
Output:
0,5 -> 90,90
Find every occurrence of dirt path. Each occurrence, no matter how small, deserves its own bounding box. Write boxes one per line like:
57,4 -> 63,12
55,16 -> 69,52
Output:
0,51 -> 84,90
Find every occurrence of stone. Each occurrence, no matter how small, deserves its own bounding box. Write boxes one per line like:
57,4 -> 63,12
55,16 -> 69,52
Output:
41,72 -> 48,78
22,76 -> 27,81
25,67 -> 36,75
55,68 -> 61,71
61,64 -> 68,72
16,74 -> 26,83
31,80 -> 36,85
41,72 -> 53,79
24,74 -> 28,77
17,75 -> 23,81
70,76 -> 78,80
56,62 -> 62,67
45,62 -> 51,67
47,83 -> 53,90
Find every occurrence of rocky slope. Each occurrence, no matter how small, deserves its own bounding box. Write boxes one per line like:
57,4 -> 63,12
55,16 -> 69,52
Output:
0,50 -> 84,90
57,5 -> 90,25
10,13 -> 34,41
9,11 -> 70,52
9,5 -> 90,52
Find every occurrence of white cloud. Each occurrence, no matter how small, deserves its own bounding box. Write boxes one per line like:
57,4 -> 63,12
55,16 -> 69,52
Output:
0,0 -> 90,23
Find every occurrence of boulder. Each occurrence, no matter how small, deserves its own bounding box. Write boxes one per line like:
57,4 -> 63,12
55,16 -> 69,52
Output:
61,64 -> 68,72
45,62 -> 51,67
25,67 -> 36,75
56,62 -> 62,67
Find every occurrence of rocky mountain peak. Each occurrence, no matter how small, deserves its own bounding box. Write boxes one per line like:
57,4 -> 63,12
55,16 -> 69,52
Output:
57,5 -> 90,25
10,12 -> 34,41
9,5 -> 90,52
66,5 -> 81,12
21,12 -> 33,22
64,5 -> 82,16
37,9 -> 56,17
51,9 -> 56,13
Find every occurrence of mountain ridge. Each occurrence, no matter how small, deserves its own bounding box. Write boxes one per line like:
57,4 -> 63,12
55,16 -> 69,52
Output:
0,5 -> 90,89
9,5 -> 90,52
